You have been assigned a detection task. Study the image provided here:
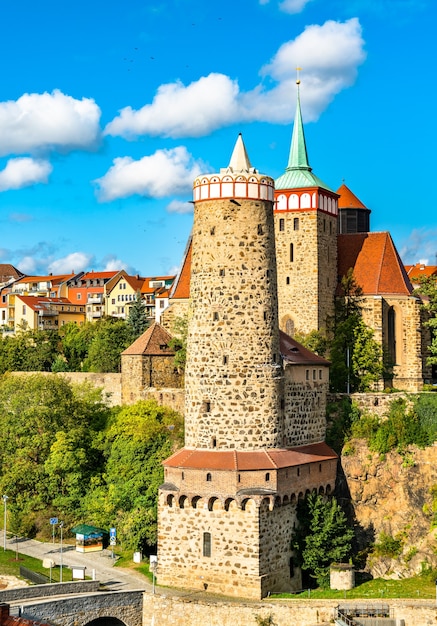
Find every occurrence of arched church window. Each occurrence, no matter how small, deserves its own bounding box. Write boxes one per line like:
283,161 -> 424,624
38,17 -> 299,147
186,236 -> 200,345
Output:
388,306 -> 397,365
285,318 -> 295,337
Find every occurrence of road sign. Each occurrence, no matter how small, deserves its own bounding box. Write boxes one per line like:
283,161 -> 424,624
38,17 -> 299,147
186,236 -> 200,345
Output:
49,517 -> 58,525
109,527 -> 116,538
110,538 -> 116,546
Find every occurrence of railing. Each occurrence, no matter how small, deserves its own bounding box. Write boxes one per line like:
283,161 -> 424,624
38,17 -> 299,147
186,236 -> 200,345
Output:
19,566 -> 49,585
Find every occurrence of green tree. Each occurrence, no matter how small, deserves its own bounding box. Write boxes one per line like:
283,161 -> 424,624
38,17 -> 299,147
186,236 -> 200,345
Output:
168,315 -> 188,372
58,322 -> 98,371
127,291 -> 149,338
292,492 -> 353,587
92,399 -> 184,550
293,329 -> 328,357
418,275 -> 437,366
0,374 -> 110,535
82,318 -> 134,372
329,270 -> 383,392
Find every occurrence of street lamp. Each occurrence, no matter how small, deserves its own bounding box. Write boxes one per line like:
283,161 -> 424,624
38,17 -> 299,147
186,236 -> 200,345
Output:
2,495 -> 8,552
59,521 -> 64,582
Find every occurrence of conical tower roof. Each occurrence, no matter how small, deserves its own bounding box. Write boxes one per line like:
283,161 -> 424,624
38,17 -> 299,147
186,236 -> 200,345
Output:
226,133 -> 253,172
336,183 -> 368,209
275,84 -> 333,192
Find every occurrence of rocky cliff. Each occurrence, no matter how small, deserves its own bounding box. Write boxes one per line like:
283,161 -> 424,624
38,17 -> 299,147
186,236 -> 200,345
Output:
339,440 -> 437,578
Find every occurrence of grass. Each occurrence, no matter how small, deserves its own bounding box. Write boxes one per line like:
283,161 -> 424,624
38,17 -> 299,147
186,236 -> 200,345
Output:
110,549 -> 153,583
272,570 -> 437,600
0,546 -> 74,583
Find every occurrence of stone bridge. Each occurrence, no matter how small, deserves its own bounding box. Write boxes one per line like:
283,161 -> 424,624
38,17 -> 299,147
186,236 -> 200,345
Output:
17,590 -> 143,626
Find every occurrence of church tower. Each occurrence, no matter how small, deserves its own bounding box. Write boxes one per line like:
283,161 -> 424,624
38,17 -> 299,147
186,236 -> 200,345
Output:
157,135 -> 337,600
274,81 -> 338,336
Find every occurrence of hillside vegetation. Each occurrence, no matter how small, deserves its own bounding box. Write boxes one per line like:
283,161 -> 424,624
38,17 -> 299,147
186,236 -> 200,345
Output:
0,373 -> 183,552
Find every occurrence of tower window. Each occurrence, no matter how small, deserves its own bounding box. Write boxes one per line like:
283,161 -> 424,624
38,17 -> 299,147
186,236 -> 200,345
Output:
306,369 -> 309,380
329,221 -> 332,235
286,277 -> 290,285
223,355 -> 228,365
203,532 -> 211,557
323,219 -> 326,232
205,401 -> 211,413
206,472 -> 212,482
219,268 -> 225,277
265,473 -> 270,482
290,243 -> 294,262
279,218 -> 285,231
210,227 -> 215,235
212,437 -> 217,448
258,224 -> 263,235
293,218 -> 299,231
213,312 -> 219,321
263,311 -> 267,321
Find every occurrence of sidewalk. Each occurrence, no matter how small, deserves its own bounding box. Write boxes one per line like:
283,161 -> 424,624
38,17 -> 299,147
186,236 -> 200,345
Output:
2,530 -> 150,592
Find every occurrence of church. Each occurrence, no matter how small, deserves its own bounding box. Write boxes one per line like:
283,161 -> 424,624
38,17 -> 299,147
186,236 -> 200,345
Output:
155,82 -> 427,600
164,82 -> 427,393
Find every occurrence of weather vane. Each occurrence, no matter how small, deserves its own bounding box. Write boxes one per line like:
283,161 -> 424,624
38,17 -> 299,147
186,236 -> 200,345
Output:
296,66 -> 302,85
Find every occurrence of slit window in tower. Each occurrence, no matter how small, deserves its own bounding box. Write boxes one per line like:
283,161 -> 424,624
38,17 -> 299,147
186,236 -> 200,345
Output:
330,221 -> 332,235
286,276 -> 290,285
205,401 -> 211,413
279,218 -> 285,231
265,473 -> 270,482
293,217 -> 299,231
203,532 -> 211,557
306,369 -> 309,380
323,219 -> 326,232
290,243 -> 294,262
263,311 -> 267,321
213,312 -> 219,321
258,224 -> 263,235
219,269 -> 225,277
206,473 -> 212,482
223,355 -> 228,365
212,437 -> 217,448
210,226 -> 215,235
297,467 -> 300,477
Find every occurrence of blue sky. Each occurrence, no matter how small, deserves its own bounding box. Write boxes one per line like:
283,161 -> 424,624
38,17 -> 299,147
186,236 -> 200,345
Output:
0,0 -> 435,277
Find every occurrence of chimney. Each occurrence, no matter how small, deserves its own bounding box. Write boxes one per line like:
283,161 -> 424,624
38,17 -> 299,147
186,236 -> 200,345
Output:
0,603 -> 10,624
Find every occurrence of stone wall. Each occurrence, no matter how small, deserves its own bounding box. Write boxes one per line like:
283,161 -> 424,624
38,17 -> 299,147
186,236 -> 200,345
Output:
19,591 -> 143,626
121,354 -> 183,404
185,197 -> 283,450
275,209 -> 337,335
144,595 -> 437,626
0,581 -> 100,603
360,295 -> 423,392
283,364 -> 328,446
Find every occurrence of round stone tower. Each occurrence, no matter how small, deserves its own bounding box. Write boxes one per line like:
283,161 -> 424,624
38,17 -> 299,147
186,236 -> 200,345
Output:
184,134 -> 283,449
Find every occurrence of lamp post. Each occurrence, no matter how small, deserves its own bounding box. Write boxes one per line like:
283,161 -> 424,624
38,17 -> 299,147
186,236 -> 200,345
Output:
2,495 -> 8,551
59,521 -> 64,582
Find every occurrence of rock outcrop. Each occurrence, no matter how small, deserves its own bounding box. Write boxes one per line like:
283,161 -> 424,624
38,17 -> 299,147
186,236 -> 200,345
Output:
339,440 -> 437,578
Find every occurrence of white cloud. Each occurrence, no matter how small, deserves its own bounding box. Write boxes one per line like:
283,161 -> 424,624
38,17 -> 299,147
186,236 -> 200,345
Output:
166,199 -> 194,214
0,90 -> 101,156
0,157 -> 52,191
399,228 -> 437,265
95,146 -> 205,201
279,0 -> 313,14
105,74 -> 239,139
48,252 -> 94,275
105,19 -> 365,139
101,255 -> 135,273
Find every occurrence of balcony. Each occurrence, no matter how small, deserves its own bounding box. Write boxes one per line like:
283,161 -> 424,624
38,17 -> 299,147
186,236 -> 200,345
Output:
87,294 -> 104,304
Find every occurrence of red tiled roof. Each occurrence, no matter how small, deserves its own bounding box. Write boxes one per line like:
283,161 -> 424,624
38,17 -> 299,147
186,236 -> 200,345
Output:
163,442 -> 337,471
280,331 -> 330,365
14,295 -> 73,310
405,263 -> 437,282
14,274 -> 74,284
170,237 -> 192,300
80,271 -> 118,280
0,264 -> 24,283
336,183 -> 368,209
122,322 -> 176,356
337,232 -> 413,296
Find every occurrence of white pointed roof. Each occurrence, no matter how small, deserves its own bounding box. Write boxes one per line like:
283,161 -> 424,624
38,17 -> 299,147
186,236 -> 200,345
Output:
192,133 -> 274,203
225,133 -> 254,173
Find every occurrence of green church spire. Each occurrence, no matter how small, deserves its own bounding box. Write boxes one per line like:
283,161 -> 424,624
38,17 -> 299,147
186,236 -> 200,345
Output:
287,84 -> 310,171
275,80 -> 334,192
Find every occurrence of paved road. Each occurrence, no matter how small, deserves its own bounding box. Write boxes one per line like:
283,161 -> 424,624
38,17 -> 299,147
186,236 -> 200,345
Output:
2,530 -> 150,592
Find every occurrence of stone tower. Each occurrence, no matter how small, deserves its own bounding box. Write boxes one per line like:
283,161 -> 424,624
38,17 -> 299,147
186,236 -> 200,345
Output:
274,82 -> 338,336
157,135 -> 337,600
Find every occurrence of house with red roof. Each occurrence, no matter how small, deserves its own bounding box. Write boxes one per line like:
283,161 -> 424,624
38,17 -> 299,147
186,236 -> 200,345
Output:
105,271 -> 175,321
7,294 -> 85,332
